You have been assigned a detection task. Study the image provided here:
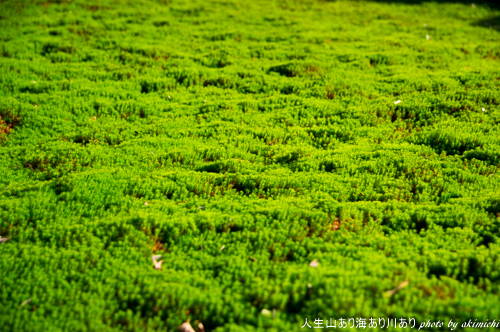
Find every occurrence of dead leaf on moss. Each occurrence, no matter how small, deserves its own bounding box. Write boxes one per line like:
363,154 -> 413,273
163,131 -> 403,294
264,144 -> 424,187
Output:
151,255 -> 164,270
179,321 -> 195,332
328,217 -> 341,231
309,259 -> 319,268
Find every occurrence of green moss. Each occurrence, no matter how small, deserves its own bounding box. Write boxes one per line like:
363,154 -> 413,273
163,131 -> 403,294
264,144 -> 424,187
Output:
1,0 -> 500,331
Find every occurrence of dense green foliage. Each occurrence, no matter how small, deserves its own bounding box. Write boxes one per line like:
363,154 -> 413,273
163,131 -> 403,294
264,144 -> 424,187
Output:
1,0 -> 500,331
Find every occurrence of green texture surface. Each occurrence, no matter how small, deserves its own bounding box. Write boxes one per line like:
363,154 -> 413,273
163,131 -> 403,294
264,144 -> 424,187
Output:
1,0 -> 500,331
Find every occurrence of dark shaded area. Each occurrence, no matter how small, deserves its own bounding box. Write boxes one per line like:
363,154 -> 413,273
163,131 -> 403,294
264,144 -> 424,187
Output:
364,0 -> 500,10
485,199 -> 500,216
365,0 -> 500,30
411,212 -> 429,233
195,162 -> 223,173
472,14 -> 500,31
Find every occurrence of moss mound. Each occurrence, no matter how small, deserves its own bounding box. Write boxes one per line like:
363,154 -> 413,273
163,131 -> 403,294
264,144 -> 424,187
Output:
1,0 -> 500,331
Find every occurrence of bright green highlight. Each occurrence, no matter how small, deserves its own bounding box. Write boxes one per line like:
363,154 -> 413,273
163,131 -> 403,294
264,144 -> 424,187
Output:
1,0 -> 500,331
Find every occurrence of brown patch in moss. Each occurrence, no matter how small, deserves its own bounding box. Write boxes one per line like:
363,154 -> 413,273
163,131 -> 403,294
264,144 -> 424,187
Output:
152,238 -> 165,253
0,114 -> 19,142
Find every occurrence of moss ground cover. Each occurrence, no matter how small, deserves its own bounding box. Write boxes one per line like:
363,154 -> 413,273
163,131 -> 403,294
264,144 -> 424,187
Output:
1,0 -> 500,331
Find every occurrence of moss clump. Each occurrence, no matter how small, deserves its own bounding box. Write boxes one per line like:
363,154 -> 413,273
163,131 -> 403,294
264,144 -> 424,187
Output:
1,0 -> 500,331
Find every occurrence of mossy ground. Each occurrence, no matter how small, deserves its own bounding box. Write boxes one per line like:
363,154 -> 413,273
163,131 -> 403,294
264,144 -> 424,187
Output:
1,0 -> 500,331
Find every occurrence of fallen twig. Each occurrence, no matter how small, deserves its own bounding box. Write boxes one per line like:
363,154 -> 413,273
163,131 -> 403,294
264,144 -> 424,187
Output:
384,280 -> 409,298
19,298 -> 31,307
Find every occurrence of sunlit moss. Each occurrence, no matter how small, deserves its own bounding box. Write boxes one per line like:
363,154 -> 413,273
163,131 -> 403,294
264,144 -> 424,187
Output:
1,0 -> 500,331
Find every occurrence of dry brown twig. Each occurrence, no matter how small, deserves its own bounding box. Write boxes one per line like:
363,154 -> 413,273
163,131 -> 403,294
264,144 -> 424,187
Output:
384,280 -> 409,298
